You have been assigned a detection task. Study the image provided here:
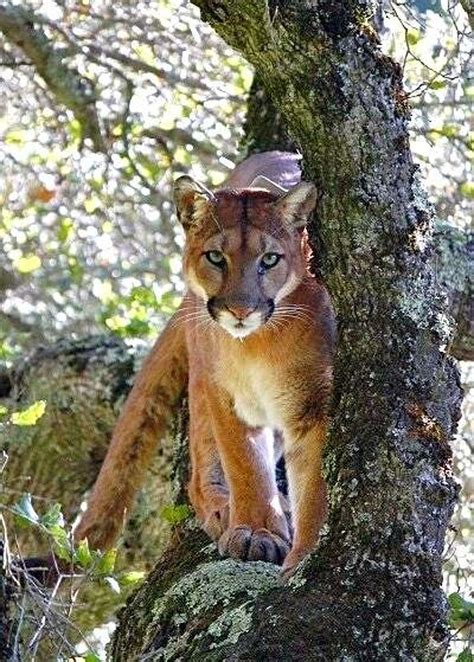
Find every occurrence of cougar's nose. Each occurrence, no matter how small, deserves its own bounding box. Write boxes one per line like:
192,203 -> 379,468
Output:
225,304 -> 256,320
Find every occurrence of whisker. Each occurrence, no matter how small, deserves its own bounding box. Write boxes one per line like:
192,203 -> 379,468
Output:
270,311 -> 313,326
276,304 -> 312,315
176,306 -> 206,314
169,312 -> 211,328
177,314 -> 211,323
194,318 -> 216,333
266,319 -> 283,333
275,310 -> 312,320
274,307 -> 313,322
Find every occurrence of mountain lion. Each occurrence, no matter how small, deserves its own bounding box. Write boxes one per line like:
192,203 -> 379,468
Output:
74,152 -> 335,573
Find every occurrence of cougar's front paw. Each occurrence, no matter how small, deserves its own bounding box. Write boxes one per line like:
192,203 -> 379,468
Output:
218,526 -> 291,565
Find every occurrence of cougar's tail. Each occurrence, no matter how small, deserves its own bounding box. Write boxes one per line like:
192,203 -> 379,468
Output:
74,313 -> 188,550
223,151 -> 302,192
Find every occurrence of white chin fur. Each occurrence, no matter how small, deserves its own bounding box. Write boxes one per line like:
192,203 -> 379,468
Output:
218,311 -> 263,338
222,324 -> 258,338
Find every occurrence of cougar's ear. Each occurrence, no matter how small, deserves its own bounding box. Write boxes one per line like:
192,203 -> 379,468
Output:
273,181 -> 317,228
173,176 -> 214,230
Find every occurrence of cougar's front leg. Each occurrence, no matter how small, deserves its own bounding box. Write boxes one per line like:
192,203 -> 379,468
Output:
282,418 -> 328,573
188,378 -> 229,541
206,386 -> 291,565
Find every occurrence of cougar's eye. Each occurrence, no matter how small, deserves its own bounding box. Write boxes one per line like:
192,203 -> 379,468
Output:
259,253 -> 282,271
205,250 -> 226,268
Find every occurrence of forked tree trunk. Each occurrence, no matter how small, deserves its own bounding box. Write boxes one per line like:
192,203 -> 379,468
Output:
111,2 -> 464,659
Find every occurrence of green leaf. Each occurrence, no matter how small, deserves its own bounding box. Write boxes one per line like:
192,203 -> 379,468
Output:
448,592 -> 474,628
84,653 -> 101,662
88,176 -> 104,193
57,217 -> 74,243
460,182 -> 474,199
456,649 -> 473,662
5,129 -> 28,145
119,570 -> 146,586
160,503 -> 192,525
136,154 -> 162,180
68,257 -> 85,284
96,548 -> 117,575
428,79 -> 447,90
74,538 -> 93,569
448,592 -> 474,614
49,523 -> 71,561
449,593 -> 465,610
12,493 -> 40,525
0,341 -> 15,361
68,119 -> 82,142
133,43 -> 155,66
11,400 -> 46,426
41,503 -> 64,528
13,254 -> 41,274
83,196 -> 101,214
439,124 -> 459,139
406,28 -> 421,45
0,405 -> 8,418
130,286 -> 158,307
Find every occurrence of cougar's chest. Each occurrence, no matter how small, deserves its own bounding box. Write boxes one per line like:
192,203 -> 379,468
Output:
220,354 -> 281,428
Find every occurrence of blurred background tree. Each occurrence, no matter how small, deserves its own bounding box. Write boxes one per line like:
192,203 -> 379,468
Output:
0,0 -> 471,658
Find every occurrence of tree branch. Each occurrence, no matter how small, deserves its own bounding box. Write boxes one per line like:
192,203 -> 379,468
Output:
0,5 -> 106,152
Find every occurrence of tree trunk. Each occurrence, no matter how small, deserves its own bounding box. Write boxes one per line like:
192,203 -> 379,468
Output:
111,1 -> 463,660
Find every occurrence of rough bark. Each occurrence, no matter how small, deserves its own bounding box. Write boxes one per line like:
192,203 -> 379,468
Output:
241,73 -> 296,154
240,35 -> 472,364
459,0 -> 474,31
112,1 -> 463,660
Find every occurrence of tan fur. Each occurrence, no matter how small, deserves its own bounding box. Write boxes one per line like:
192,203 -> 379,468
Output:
75,181 -> 335,573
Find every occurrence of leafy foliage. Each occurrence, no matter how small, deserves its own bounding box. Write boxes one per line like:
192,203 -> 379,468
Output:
161,503 -> 193,525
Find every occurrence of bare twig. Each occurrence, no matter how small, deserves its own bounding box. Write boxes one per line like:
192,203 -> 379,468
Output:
389,1 -> 469,98
27,574 -> 63,656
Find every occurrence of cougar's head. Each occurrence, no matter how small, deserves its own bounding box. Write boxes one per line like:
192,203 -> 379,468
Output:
174,177 -> 317,339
